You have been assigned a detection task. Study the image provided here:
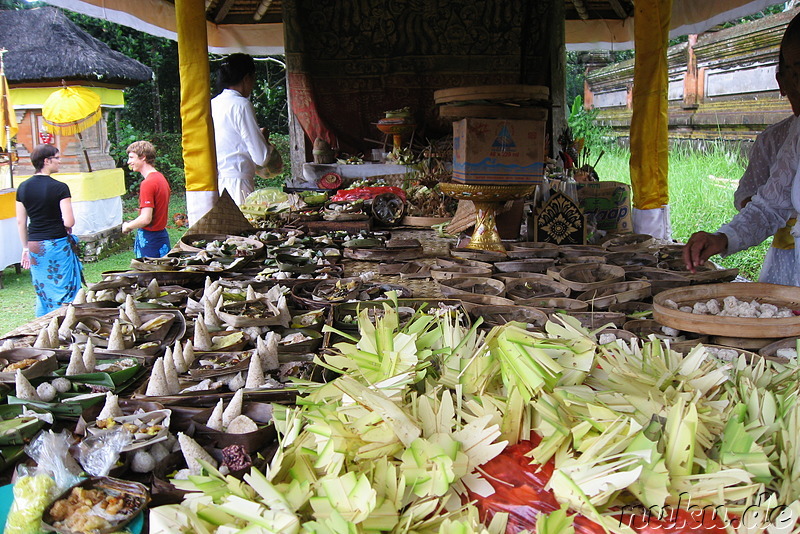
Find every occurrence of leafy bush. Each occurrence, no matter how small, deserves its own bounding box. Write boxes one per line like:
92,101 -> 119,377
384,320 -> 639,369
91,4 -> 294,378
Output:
567,95 -> 611,151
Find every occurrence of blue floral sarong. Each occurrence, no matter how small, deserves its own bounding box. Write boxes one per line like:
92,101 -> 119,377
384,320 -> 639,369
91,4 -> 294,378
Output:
134,229 -> 171,258
29,236 -> 83,317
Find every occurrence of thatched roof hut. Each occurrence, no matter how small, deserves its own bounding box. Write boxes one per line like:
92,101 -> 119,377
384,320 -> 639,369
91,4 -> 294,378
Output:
0,7 -> 152,86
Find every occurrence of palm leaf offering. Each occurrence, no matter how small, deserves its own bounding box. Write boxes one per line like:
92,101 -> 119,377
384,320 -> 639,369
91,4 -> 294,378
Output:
149,301 -> 800,533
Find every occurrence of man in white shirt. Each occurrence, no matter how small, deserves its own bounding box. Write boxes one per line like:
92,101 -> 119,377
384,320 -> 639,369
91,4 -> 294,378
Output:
211,53 -> 282,206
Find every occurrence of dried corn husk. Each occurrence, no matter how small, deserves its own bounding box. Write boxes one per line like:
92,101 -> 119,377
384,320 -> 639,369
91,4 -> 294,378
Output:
207,399 -> 224,431
66,344 -> 86,375
82,339 -> 96,373
222,389 -> 244,428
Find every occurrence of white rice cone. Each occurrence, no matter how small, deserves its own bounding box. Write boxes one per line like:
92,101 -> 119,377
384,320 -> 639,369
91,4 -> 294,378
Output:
204,299 -> 221,329
207,280 -> 221,297
1,339 -> 14,350
177,432 -> 217,475
82,339 -> 96,373
58,305 -> 78,340
209,287 -> 223,309
261,331 -> 279,371
204,276 -> 214,293
245,351 -> 265,390
246,285 -> 257,301
222,389 -> 244,428
227,415 -> 258,434
15,370 -> 39,401
206,399 -> 224,431
163,349 -> 181,395
107,320 -> 126,351
115,288 -> 127,304
86,289 -> 96,303
227,372 -> 245,392
182,340 -> 195,367
66,344 -> 87,375
193,315 -> 213,352
146,278 -> 160,299
171,341 -> 188,373
72,288 -> 87,305
125,295 -> 142,329
46,317 -> 59,345
145,358 -> 169,396
33,328 -> 51,349
119,309 -> 132,326
97,391 -> 123,420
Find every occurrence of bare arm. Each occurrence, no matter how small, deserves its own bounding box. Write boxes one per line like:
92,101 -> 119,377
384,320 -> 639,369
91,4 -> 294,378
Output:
16,201 -> 30,269
60,197 -> 75,231
122,207 -> 154,233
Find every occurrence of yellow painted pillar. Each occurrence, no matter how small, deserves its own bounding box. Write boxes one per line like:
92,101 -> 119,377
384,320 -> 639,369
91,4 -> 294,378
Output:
176,0 -> 218,225
629,0 -> 672,239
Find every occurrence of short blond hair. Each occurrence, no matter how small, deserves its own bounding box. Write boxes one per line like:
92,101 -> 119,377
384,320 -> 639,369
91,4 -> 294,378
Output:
126,140 -> 156,165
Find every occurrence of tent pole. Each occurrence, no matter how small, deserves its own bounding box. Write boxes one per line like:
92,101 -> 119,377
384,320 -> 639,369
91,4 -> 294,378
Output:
176,0 -> 218,226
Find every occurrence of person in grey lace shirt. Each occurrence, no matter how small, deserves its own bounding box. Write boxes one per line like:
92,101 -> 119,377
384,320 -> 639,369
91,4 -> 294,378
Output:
684,13 -> 800,285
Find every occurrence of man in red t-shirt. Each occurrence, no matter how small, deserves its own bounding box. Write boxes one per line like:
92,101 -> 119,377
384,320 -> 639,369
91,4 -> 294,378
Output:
121,141 -> 171,257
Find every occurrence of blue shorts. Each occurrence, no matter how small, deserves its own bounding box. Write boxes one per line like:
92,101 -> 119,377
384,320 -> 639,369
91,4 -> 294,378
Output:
134,228 -> 171,258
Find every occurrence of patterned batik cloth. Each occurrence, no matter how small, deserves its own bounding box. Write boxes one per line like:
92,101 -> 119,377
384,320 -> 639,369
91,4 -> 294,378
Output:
134,228 -> 171,258
29,236 -> 83,317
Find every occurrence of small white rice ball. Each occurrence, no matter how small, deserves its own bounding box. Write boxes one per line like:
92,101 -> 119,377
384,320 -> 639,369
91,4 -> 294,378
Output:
131,450 -> 156,473
51,377 -> 72,393
36,382 -> 57,402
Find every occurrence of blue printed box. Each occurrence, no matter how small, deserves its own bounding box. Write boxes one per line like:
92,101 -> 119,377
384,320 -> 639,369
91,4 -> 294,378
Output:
452,118 -> 545,185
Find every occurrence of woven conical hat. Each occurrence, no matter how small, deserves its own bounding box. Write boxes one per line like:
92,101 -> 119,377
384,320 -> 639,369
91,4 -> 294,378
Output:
186,190 -> 255,235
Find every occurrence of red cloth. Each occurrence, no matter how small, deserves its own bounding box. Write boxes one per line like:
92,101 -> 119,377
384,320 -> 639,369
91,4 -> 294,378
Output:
139,171 -> 170,231
330,186 -> 406,203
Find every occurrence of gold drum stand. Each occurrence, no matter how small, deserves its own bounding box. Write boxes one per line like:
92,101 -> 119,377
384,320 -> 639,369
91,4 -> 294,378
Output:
440,183 -> 537,254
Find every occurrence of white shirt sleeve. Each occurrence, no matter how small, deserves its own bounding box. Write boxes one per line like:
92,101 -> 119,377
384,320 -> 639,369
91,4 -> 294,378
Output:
237,99 -> 271,167
734,116 -> 794,210
719,115 -> 800,255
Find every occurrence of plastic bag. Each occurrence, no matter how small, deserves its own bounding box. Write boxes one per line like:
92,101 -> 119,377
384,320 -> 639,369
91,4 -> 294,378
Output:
77,425 -> 134,477
4,430 -> 83,534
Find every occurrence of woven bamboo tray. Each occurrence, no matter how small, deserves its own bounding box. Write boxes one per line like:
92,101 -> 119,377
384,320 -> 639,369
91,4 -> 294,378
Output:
574,281 -> 651,310
653,283 -> 800,338
557,263 -> 626,292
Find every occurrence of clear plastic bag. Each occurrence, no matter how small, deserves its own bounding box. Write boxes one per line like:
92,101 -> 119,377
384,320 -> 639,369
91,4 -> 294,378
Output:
4,431 -> 83,534
77,425 -> 134,477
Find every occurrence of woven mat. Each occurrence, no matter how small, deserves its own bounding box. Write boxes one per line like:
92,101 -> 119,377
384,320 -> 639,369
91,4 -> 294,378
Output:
186,190 -> 255,235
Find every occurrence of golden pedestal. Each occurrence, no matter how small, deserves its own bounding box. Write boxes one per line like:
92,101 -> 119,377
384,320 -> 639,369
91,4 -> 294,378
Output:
440,183 -> 537,254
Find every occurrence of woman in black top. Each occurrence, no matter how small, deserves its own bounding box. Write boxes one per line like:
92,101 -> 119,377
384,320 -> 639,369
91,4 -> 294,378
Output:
16,144 -> 83,316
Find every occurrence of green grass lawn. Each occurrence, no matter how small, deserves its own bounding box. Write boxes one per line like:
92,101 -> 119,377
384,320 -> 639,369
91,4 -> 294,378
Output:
0,195 -> 188,336
0,147 -> 769,335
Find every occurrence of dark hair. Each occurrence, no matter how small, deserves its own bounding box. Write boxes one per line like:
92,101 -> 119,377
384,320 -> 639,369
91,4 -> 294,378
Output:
126,140 -> 157,165
31,144 -> 59,172
216,53 -> 256,92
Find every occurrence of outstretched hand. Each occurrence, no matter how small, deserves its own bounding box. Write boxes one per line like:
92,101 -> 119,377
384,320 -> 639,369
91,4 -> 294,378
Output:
682,231 -> 728,273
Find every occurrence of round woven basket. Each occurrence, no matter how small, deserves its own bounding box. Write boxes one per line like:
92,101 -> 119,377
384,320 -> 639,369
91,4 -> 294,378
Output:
469,305 -> 548,328
437,277 -> 505,298
505,278 -> 571,301
574,281 -> 652,310
557,263 -> 626,292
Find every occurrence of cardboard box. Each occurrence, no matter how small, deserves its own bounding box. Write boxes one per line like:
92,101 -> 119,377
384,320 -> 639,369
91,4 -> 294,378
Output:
452,118 -> 545,185
576,181 -> 633,233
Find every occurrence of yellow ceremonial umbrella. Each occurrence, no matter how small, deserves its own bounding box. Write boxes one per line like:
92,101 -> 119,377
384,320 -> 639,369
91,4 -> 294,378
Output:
42,84 -> 102,171
0,49 -> 18,152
